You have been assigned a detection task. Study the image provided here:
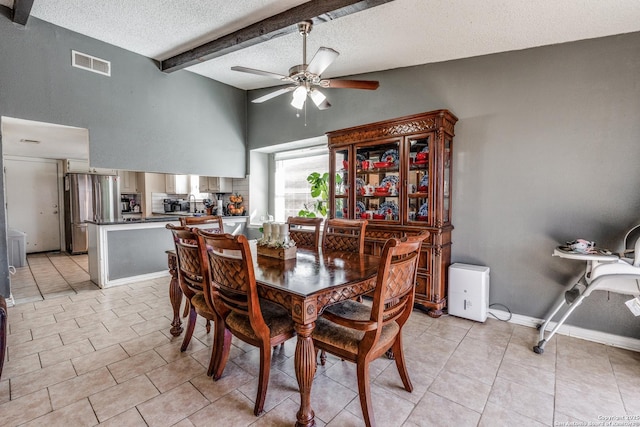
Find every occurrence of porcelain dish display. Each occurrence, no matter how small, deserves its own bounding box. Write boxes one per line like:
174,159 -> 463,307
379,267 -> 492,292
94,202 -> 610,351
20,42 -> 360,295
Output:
418,202 -> 428,216
373,161 -> 392,168
378,201 -> 398,217
420,173 -> 429,188
356,201 -> 366,215
346,177 -> 365,191
381,149 -> 399,164
380,175 -> 399,188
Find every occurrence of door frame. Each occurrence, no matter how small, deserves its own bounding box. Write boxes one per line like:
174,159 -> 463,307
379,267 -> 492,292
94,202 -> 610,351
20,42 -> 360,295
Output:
3,155 -> 66,252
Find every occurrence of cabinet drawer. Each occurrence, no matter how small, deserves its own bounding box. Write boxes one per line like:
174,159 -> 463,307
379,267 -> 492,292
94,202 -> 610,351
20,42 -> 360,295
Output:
415,273 -> 445,303
403,229 -> 432,245
364,228 -> 402,256
365,229 -> 402,241
415,274 -> 431,299
418,247 -> 431,273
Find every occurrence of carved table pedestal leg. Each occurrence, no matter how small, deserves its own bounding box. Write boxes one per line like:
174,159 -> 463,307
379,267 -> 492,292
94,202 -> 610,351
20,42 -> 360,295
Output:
167,252 -> 183,337
294,322 -> 316,427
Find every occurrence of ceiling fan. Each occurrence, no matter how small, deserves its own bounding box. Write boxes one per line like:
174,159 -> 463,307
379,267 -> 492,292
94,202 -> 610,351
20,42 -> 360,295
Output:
231,20 -> 379,110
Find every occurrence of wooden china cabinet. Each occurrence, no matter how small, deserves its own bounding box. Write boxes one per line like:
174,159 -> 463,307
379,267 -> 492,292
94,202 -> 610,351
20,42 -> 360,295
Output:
327,110 -> 457,317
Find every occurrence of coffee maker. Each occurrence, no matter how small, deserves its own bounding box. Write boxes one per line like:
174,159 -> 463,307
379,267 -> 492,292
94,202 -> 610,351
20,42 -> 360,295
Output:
163,198 -> 175,213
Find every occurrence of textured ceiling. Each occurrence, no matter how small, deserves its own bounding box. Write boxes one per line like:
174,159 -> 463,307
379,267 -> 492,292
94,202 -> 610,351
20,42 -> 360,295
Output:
15,0 -> 640,91
3,1 -> 640,159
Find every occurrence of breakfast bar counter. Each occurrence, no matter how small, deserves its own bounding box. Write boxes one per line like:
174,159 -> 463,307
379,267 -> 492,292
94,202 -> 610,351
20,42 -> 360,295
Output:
87,219 -> 180,288
87,216 -> 249,288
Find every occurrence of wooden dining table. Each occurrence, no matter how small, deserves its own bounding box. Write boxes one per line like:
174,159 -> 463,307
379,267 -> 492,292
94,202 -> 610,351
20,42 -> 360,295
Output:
166,243 -> 380,427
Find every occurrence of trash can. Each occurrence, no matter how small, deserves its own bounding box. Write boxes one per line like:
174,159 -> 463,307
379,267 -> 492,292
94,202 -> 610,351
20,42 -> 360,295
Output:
7,228 -> 27,268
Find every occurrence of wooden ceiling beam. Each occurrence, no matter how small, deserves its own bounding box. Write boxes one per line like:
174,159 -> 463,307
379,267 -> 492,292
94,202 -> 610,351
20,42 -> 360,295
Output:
12,0 -> 34,26
161,0 -> 395,73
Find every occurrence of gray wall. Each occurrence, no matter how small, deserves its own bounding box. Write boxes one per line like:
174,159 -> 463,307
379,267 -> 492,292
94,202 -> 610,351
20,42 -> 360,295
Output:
247,32 -> 640,338
0,13 -> 247,297
0,15 -> 246,177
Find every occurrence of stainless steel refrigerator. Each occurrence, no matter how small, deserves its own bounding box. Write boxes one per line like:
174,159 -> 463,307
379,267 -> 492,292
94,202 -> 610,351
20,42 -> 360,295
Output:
64,173 -> 120,254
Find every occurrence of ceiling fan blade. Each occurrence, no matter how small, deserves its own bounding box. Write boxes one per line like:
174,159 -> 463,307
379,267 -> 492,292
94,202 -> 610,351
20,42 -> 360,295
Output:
231,66 -> 289,81
252,86 -> 296,103
306,47 -> 339,76
320,79 -> 380,90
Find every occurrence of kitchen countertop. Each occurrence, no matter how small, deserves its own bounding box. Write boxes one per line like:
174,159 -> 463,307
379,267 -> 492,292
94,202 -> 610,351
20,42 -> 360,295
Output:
87,215 -> 248,225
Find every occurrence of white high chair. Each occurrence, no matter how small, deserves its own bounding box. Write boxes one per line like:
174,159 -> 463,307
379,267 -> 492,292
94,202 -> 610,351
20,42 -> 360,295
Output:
533,224 -> 640,354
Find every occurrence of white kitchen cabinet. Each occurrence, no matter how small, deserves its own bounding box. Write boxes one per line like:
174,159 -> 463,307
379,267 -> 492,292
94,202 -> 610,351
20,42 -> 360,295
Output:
118,170 -> 139,193
64,159 -> 117,175
165,174 -> 189,194
64,159 -> 90,173
199,176 -> 232,193
89,166 -> 118,175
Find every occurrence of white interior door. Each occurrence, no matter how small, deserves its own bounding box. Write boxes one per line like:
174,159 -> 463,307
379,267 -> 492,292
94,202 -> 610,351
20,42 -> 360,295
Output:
5,157 -> 61,253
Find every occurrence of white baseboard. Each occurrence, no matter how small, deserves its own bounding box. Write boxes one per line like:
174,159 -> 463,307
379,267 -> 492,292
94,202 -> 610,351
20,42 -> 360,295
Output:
489,308 -> 640,352
101,271 -> 170,289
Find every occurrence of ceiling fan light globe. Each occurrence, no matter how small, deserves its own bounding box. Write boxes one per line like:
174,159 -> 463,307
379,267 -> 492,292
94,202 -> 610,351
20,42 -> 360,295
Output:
291,97 -> 306,109
309,89 -> 326,106
291,86 -> 307,109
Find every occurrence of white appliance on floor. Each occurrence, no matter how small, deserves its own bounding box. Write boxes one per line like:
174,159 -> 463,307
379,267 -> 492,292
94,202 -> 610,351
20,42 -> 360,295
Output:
448,263 -> 490,322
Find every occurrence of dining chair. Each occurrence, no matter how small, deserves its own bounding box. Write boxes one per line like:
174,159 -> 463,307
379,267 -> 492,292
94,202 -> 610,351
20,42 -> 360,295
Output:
180,215 -> 224,230
176,217 -> 224,316
197,230 -> 296,416
166,224 -> 217,375
322,218 -> 368,254
287,216 -> 323,250
312,232 -> 428,427
319,218 -> 369,362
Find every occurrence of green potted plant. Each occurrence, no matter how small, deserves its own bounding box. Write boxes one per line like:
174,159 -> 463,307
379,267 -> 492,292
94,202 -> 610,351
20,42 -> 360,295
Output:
298,172 -> 342,218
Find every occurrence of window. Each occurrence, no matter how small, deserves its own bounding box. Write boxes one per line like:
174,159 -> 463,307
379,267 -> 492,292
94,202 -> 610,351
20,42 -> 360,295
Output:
274,147 -> 328,222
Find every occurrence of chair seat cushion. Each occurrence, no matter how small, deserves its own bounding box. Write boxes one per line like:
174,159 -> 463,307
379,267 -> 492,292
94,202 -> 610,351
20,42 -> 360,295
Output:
324,299 -> 371,320
226,300 -> 294,340
191,292 -> 215,319
314,300 -> 399,355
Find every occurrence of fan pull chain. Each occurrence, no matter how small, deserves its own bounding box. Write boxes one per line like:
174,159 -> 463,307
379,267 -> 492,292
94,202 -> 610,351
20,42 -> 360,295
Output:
295,98 -> 308,126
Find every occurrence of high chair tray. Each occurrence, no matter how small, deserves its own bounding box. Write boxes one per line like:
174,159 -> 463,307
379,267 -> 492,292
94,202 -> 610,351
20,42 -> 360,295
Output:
553,246 -> 618,262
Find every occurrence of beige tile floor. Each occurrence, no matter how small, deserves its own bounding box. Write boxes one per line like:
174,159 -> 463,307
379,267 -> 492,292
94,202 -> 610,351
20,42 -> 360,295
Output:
2,252 -> 640,426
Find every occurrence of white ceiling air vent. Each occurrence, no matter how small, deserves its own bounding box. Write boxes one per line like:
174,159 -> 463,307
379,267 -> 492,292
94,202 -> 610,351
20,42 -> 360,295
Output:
71,50 -> 111,76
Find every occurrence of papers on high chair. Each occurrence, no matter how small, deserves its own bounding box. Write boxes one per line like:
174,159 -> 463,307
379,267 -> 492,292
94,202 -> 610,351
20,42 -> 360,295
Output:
625,296 -> 640,316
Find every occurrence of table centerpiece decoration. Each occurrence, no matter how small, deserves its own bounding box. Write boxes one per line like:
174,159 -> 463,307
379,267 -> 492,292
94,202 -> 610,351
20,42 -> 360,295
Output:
257,222 -> 297,259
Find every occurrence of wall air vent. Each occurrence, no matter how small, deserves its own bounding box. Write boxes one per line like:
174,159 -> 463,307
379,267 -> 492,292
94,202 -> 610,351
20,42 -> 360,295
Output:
71,50 -> 111,76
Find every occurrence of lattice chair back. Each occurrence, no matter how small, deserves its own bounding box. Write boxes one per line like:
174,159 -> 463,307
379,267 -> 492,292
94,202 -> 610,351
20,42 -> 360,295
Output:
197,230 -> 267,329
369,232 -> 428,339
287,216 -> 323,250
322,218 -> 368,254
180,215 -> 224,232
167,224 -> 206,300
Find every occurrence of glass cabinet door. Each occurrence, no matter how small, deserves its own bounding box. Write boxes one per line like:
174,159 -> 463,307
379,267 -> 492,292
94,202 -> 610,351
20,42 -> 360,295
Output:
333,148 -> 350,218
354,139 -> 401,223
407,135 -> 431,224
443,138 -> 452,224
